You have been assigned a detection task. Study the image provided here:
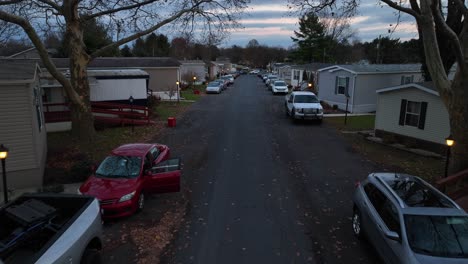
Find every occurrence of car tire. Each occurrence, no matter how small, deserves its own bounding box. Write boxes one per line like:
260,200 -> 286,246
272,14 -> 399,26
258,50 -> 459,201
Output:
81,248 -> 102,264
317,119 -> 323,125
137,192 -> 145,212
352,208 -> 364,239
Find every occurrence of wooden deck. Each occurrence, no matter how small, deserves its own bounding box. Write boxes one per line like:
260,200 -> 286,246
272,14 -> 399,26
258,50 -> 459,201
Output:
435,168 -> 468,211
43,102 -> 154,126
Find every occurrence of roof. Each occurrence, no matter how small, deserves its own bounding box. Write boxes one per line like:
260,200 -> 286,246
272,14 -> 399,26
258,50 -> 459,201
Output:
87,69 -> 149,78
0,61 -> 40,83
52,57 -> 180,69
291,91 -> 317,96
292,63 -> 334,71
371,173 -> 460,210
112,143 -> 155,157
179,60 -> 206,65
376,82 -> 439,96
319,64 -> 422,74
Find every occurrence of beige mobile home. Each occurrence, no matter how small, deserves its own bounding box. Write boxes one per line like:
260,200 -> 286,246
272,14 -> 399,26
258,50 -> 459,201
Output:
0,62 -> 47,190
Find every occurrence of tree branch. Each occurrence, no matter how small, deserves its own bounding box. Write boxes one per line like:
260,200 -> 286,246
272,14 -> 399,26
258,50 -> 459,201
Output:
83,0 -> 160,21
90,1 -> 211,58
452,0 -> 468,16
36,0 -> 61,11
380,0 -> 421,19
0,10 -> 81,104
432,0 -> 466,71
0,0 -> 23,6
418,0 -> 451,93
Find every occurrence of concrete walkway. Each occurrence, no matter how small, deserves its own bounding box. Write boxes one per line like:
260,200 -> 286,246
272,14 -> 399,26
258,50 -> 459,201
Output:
0,182 -> 82,204
323,113 -> 375,117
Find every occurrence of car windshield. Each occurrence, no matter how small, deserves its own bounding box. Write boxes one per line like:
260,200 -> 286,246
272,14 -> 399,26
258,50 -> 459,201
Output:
208,82 -> 220,87
294,95 -> 319,103
405,215 -> 468,258
95,156 -> 142,179
275,81 -> 286,86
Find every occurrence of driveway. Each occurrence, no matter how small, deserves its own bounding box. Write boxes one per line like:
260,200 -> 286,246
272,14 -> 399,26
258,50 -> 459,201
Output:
159,75 -> 381,264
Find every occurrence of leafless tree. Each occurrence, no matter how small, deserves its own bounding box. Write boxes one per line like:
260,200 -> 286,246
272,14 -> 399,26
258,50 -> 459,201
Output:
0,0 -> 247,142
288,0 -> 468,174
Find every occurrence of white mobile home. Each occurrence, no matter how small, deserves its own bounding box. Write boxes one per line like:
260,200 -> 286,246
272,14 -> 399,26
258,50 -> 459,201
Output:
317,64 -> 423,113
375,82 -> 450,154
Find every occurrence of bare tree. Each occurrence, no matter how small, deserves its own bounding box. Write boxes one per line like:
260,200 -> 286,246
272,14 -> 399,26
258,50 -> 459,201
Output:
288,0 -> 468,174
0,0 -> 247,142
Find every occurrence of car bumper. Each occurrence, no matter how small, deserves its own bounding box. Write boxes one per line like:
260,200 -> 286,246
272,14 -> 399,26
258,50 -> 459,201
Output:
273,89 -> 288,94
100,199 -> 137,219
293,113 -> 323,120
206,89 -> 220,93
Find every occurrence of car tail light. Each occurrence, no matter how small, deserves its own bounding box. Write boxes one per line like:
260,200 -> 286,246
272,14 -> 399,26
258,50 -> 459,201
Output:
355,181 -> 361,188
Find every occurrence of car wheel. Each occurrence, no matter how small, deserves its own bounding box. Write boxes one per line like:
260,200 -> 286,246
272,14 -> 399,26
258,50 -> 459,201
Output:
291,109 -> 296,120
352,208 -> 364,239
81,248 -> 102,264
137,193 -> 145,212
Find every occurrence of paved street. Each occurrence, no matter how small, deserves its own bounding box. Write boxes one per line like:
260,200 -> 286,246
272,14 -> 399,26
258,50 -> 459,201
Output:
160,75 -> 381,264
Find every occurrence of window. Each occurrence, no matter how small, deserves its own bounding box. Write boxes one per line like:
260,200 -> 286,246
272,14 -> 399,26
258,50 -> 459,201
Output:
335,76 -> 348,95
380,200 -> 401,233
293,70 -> 300,80
405,101 -> 421,127
364,184 -> 387,211
401,75 -> 414,85
399,100 -> 428,129
34,86 -> 44,132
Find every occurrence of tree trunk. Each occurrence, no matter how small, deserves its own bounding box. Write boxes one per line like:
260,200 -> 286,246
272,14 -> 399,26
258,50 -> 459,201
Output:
67,18 -> 96,142
446,69 -> 468,175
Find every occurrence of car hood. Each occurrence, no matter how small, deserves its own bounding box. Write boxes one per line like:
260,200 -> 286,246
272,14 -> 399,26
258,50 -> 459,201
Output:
293,103 -> 323,109
414,253 -> 468,263
80,176 -> 140,200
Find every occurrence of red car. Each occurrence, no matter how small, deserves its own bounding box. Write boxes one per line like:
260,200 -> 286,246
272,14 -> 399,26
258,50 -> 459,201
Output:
79,143 -> 181,219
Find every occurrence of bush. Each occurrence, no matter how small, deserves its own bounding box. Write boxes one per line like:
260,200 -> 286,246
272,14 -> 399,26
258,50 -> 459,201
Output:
332,104 -> 338,110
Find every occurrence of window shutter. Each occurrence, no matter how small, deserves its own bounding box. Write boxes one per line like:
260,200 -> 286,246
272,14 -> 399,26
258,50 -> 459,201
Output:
345,77 -> 350,97
410,75 -> 414,83
335,76 -> 338,94
401,76 -> 405,85
399,99 -> 407,126
418,102 -> 428,130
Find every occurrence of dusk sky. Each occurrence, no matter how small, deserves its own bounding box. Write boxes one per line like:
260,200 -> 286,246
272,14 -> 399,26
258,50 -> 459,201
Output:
222,0 -> 419,48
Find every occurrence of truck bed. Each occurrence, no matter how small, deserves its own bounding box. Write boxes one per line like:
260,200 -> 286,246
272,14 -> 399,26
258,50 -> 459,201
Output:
0,193 -> 95,264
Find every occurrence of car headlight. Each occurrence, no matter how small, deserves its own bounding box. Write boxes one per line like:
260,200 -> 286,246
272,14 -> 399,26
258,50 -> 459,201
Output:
319,108 -> 323,114
77,188 -> 82,195
119,191 -> 136,202
296,108 -> 303,113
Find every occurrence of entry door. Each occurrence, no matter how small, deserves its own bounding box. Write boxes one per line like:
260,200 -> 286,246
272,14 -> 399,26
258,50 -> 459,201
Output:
147,158 -> 181,193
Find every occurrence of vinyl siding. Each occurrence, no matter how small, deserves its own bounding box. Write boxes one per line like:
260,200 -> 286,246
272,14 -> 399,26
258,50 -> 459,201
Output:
0,78 -> 46,190
180,63 -> 206,82
144,68 -> 179,92
317,69 -> 355,111
375,88 -> 449,144
0,84 -> 36,172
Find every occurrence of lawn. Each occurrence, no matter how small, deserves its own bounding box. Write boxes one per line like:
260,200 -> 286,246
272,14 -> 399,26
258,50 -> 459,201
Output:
180,84 -> 206,101
342,133 -> 444,183
46,100 -> 194,185
325,115 -> 375,131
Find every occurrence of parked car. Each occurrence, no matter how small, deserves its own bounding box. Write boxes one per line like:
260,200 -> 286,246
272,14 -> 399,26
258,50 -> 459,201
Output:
206,81 -> 223,94
79,143 -> 181,219
221,74 -> 234,85
0,193 -> 102,264
352,173 -> 468,264
271,80 -> 289,94
265,75 -> 278,89
285,91 -> 323,122
215,78 -> 228,90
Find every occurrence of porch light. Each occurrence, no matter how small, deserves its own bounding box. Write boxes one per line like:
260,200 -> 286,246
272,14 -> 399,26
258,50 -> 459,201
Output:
0,144 -> 9,203
0,145 -> 8,159
446,135 -> 455,147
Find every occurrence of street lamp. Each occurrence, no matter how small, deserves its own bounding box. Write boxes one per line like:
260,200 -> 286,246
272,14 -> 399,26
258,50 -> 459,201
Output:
176,81 -> 180,103
0,144 -> 9,203
445,135 -> 455,177
129,96 -> 134,132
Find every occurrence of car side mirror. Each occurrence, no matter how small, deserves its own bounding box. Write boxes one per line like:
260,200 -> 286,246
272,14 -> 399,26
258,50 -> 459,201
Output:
288,99 -> 293,103
385,231 -> 401,242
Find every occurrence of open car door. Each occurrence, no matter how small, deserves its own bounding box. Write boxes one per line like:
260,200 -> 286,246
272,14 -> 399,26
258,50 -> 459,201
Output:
147,158 -> 181,193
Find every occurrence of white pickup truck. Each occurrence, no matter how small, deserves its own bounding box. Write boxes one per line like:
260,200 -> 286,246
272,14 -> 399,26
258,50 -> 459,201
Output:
0,193 -> 103,264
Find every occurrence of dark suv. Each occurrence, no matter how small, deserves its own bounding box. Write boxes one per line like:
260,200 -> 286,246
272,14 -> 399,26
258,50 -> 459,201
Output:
352,173 -> 468,264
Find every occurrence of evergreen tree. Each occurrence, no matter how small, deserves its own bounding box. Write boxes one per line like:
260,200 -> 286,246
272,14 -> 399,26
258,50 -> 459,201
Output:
291,13 -> 330,62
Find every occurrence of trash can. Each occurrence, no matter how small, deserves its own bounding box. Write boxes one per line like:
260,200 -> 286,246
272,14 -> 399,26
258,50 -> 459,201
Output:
167,117 -> 176,127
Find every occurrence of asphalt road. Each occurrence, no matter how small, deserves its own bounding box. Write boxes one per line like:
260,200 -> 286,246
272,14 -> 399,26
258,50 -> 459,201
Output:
160,75 -> 381,264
